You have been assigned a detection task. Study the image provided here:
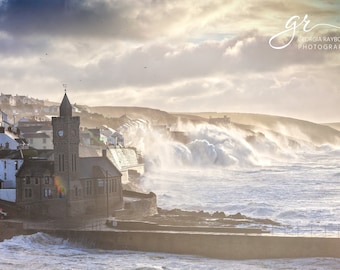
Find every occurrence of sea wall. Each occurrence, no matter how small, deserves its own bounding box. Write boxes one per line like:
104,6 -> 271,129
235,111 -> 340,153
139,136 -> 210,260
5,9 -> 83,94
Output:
0,221 -> 25,241
116,191 -> 158,219
46,230 -> 340,260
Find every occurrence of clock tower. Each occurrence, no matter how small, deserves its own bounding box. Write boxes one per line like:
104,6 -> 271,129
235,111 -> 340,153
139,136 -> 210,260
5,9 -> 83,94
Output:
52,93 -> 80,216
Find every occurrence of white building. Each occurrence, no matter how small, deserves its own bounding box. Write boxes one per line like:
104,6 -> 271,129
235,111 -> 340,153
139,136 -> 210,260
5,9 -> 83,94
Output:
0,150 -> 24,202
101,125 -> 125,146
0,126 -> 29,150
23,131 -> 53,150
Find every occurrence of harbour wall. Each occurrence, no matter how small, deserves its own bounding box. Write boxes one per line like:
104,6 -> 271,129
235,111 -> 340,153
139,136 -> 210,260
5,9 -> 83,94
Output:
39,229 -> 340,260
0,221 -> 25,241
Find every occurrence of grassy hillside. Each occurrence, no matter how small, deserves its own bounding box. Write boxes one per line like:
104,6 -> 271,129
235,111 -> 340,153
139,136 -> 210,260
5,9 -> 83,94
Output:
172,112 -> 340,145
324,123 -> 340,132
80,107 -> 340,146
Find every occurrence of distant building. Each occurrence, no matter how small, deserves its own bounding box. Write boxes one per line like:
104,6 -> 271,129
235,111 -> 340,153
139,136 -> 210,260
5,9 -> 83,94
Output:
13,95 -> 31,105
100,125 -> 124,146
23,132 -> 53,150
17,119 -> 52,133
43,105 -> 59,115
0,126 -> 29,150
80,128 -> 102,146
0,93 -> 16,106
208,115 -> 230,125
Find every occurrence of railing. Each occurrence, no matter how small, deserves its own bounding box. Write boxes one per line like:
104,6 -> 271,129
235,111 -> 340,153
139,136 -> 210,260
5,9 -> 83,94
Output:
23,218 -> 107,232
268,224 -> 340,238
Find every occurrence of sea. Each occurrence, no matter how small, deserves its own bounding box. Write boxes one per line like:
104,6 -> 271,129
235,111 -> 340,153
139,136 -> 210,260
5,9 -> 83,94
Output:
1,121 -> 340,269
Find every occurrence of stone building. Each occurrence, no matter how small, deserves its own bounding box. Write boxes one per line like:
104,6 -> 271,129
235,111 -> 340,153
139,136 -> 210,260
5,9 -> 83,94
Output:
16,93 -> 123,218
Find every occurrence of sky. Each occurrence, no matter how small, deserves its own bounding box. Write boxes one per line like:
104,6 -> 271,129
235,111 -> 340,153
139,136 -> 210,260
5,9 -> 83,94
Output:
0,0 -> 340,122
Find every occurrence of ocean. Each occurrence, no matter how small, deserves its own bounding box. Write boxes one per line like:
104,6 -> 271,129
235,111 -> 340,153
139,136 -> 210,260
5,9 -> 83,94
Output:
1,121 -> 340,269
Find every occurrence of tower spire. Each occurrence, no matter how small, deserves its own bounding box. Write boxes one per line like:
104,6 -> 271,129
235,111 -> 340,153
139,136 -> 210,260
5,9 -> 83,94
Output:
60,85 -> 72,117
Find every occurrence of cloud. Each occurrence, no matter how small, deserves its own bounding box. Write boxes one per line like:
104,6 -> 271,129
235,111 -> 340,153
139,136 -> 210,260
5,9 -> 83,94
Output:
0,0 -> 233,40
1,0 -> 339,42
0,0 -> 339,122
72,31 -> 327,90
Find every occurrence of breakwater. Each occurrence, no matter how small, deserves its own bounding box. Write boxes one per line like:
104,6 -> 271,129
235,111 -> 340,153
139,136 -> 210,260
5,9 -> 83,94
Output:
29,228 -> 340,260
0,220 -> 26,241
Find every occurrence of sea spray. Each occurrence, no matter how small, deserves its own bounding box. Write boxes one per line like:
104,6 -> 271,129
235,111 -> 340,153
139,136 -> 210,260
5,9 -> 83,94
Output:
119,117 -> 340,235
120,119 -> 323,169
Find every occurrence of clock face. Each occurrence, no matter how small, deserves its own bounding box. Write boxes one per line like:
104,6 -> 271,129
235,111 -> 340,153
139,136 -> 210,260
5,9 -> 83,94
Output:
58,129 -> 64,137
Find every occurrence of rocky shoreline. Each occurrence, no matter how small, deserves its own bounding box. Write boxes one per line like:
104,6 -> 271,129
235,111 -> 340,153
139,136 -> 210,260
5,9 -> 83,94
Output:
142,207 -> 280,228
0,208 -> 280,242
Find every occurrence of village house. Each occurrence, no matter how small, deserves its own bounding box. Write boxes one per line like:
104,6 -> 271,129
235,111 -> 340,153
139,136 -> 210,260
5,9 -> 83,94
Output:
22,132 -> 53,150
0,150 -> 24,202
0,93 -> 16,106
13,119 -> 53,150
0,126 -> 29,150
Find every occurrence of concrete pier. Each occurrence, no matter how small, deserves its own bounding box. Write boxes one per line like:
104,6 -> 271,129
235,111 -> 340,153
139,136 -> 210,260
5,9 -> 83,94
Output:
35,229 -> 340,260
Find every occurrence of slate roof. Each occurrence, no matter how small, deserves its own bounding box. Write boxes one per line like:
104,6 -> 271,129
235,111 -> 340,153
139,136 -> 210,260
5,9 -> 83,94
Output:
22,149 -> 54,160
79,157 -> 121,180
16,159 -> 54,177
0,150 -> 24,159
23,132 -> 50,139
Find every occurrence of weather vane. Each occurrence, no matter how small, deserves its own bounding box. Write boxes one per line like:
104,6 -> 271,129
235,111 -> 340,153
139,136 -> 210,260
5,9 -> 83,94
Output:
63,84 -> 67,93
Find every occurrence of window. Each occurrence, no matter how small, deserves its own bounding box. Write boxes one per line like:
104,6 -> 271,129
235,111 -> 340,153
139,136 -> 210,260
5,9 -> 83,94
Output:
25,176 -> 31,185
24,188 -> 32,198
72,154 -> 74,171
109,179 -> 112,193
45,176 -> 50,185
114,178 -> 117,192
97,179 -> 104,194
62,154 -> 64,171
35,177 -> 39,185
58,154 -> 65,172
15,161 -> 18,170
86,181 -> 92,196
71,154 -> 77,172
4,161 -> 6,169
43,188 -> 52,198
